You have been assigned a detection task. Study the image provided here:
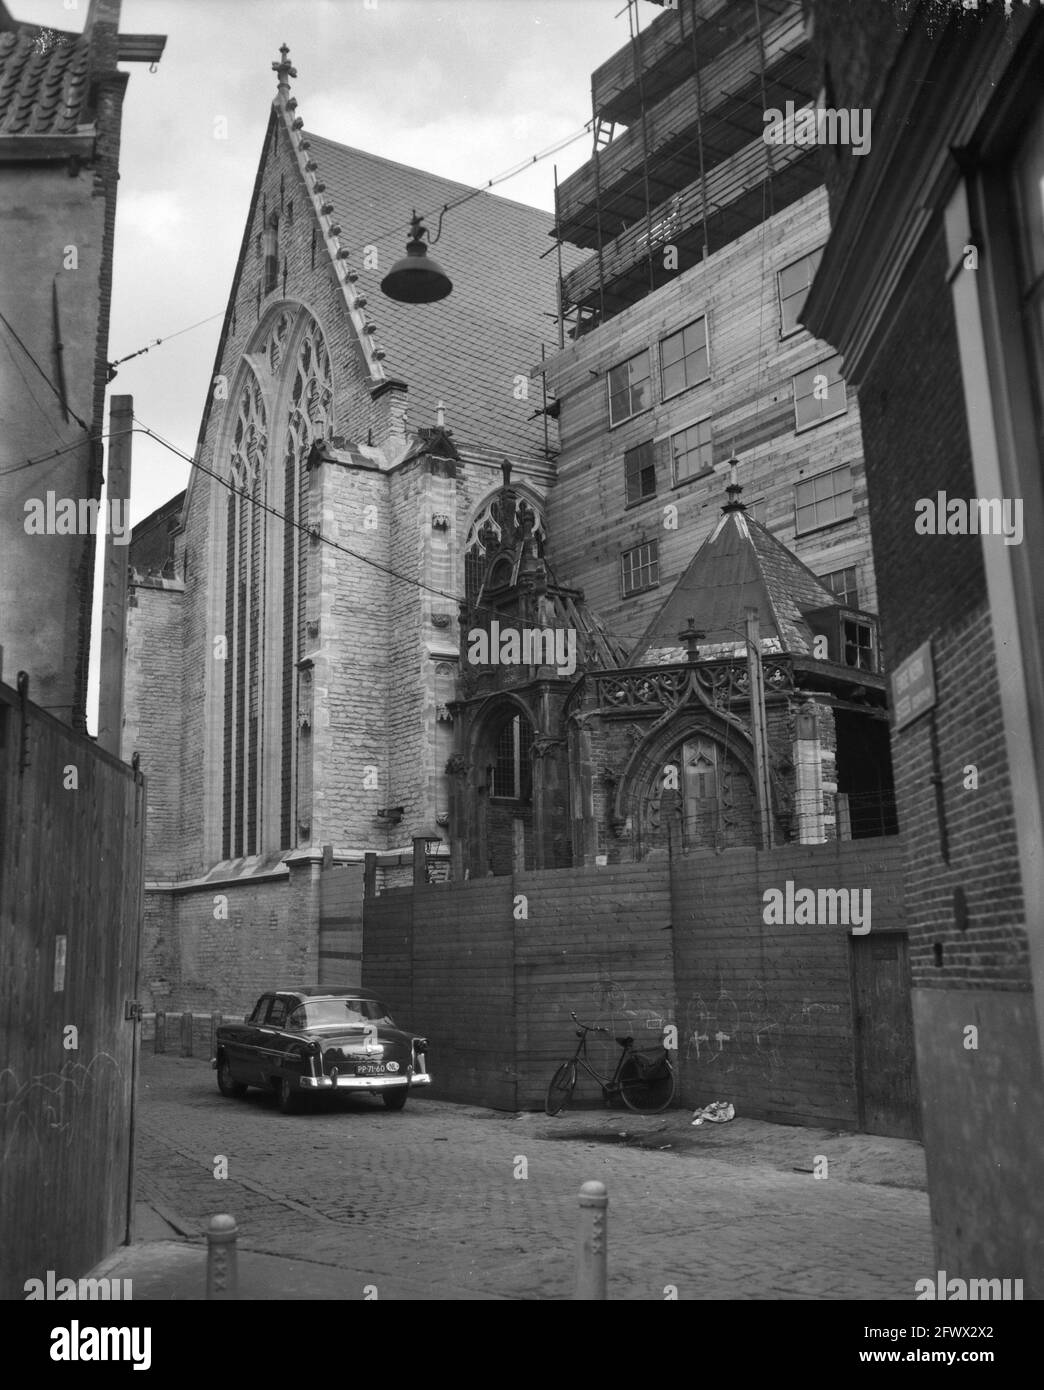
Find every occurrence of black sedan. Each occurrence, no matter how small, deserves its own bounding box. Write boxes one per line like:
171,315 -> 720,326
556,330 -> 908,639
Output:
213,988 -> 431,1113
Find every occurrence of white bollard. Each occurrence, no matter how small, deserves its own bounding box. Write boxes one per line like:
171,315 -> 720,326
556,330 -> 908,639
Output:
575,1180 -> 608,1300
206,1214 -> 238,1299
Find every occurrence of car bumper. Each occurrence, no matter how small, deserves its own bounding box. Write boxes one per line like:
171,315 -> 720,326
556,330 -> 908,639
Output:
300,1072 -> 432,1090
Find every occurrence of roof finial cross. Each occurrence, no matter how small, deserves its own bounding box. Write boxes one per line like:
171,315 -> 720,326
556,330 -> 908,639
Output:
272,42 -> 297,102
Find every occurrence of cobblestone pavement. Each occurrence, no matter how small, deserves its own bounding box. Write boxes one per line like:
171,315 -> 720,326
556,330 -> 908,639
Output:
135,1054 -> 932,1301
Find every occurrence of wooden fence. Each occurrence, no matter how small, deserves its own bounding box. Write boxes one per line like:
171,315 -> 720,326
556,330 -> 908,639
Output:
0,675 -> 146,1298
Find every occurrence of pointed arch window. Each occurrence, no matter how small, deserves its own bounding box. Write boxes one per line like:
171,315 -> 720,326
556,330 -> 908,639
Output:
280,320 -> 333,847
219,311 -> 334,861
463,491 -> 546,604
681,737 -> 720,843
263,212 -> 280,296
222,376 -> 268,859
491,714 -> 533,801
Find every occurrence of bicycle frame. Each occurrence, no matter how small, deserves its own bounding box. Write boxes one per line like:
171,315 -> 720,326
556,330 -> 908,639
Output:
566,1025 -> 631,1099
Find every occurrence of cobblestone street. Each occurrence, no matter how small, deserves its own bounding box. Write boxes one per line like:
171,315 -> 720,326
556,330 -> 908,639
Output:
134,1054 -> 932,1300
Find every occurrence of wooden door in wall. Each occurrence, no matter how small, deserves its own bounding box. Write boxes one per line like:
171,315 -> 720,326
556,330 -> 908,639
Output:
850,931 -> 920,1139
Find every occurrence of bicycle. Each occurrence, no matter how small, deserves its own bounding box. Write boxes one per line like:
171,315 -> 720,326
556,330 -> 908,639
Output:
544,1010 -> 676,1116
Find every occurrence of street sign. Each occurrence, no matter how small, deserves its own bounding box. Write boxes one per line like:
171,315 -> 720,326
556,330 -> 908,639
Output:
891,640 -> 936,730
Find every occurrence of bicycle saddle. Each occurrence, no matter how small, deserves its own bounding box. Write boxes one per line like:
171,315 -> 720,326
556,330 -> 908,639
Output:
615,1035 -> 634,1048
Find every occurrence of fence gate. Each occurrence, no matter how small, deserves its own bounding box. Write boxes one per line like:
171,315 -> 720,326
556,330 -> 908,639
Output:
850,931 -> 920,1139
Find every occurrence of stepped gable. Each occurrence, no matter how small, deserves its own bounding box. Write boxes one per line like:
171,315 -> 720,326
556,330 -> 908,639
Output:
302,131 -> 589,459
0,10 -> 89,135
629,483 -> 841,666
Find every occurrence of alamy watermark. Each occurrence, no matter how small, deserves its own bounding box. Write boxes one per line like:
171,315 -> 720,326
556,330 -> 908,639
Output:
466,621 -> 577,677
915,1270 -> 1023,1300
23,492 -> 130,545
762,881 -> 870,934
763,101 -> 871,156
25,1273 -> 132,1299
914,493 -> 1023,545
50,1321 -> 151,1370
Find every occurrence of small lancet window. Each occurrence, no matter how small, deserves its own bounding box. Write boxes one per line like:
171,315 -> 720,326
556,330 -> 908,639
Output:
263,212 -> 280,295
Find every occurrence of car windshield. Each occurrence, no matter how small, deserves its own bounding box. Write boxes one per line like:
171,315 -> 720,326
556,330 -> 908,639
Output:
287,998 -> 396,1030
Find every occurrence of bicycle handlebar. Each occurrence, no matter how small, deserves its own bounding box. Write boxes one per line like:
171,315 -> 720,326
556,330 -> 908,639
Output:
569,1009 -> 609,1034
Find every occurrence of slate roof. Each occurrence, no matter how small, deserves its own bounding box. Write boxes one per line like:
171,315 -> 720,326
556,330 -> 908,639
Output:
629,500 -> 842,665
303,132 -> 590,461
0,15 -> 90,136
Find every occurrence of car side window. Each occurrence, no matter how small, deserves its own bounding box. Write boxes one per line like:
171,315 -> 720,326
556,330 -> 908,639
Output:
248,996 -> 270,1024
266,997 -> 288,1027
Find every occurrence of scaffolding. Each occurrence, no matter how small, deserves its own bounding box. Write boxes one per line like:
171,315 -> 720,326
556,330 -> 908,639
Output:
553,0 -> 820,340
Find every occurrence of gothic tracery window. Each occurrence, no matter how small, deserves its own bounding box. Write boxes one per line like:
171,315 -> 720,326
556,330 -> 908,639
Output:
463,491 -> 546,604
221,312 -> 334,861
223,375 -> 268,859
280,321 -> 333,847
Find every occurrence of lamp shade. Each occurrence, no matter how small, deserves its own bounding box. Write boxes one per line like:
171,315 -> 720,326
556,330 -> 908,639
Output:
381,212 -> 453,303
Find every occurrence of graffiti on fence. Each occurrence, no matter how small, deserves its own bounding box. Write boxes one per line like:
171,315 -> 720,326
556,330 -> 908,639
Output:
0,1053 -> 124,1162
682,975 -> 843,1078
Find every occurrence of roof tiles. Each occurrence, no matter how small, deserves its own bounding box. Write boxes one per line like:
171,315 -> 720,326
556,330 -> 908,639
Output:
629,505 -> 841,665
0,24 -> 90,136
303,132 -> 590,460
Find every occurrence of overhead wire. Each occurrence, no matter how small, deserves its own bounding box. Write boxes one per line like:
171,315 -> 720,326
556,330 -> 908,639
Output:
0,307 -> 89,431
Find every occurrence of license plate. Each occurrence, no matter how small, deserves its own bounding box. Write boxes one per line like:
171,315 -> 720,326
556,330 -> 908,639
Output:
356,1064 -> 386,1075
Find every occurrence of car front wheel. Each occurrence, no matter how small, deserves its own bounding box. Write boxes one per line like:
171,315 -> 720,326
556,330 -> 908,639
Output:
216,1055 -> 247,1098
382,1088 -> 408,1111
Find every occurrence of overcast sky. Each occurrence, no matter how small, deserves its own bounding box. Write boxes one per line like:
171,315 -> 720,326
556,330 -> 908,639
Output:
15,0 -> 640,728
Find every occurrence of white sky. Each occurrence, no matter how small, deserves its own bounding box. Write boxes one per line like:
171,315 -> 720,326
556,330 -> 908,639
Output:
13,0 -> 643,730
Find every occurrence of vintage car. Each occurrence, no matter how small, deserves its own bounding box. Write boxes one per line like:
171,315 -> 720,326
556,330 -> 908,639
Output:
212,988 -> 431,1113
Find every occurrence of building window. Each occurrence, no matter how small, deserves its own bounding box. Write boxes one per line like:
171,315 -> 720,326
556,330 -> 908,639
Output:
660,317 -> 709,399
795,465 -> 853,534
491,714 -> 532,800
671,417 -> 713,484
793,352 -> 847,430
625,440 -> 656,503
777,247 -> 823,336
746,497 -> 768,525
843,616 -> 876,672
822,566 -> 859,609
621,539 -> 659,597
607,349 -> 651,426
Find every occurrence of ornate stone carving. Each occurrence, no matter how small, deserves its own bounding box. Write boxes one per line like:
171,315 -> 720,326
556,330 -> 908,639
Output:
431,513 -> 450,530
431,613 -> 451,629
593,658 -> 793,717
445,754 -> 470,778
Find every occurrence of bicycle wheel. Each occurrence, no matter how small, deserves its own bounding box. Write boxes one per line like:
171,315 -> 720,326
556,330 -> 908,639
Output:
545,1060 -> 578,1116
619,1055 -> 676,1114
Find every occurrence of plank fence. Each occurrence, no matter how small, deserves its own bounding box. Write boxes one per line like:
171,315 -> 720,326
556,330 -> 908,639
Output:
0,675 -> 146,1298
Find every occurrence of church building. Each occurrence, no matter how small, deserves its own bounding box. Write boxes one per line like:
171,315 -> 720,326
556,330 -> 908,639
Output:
126,19 -> 896,1013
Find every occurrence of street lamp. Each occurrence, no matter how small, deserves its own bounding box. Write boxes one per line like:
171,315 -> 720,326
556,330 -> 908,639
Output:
381,211 -> 453,303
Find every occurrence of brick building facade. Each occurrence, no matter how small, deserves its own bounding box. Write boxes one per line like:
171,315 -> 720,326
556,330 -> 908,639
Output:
0,0 -> 163,728
802,0 -> 1044,1295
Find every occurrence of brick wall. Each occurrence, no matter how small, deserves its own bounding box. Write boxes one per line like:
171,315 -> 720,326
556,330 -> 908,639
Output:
140,855 -> 320,1015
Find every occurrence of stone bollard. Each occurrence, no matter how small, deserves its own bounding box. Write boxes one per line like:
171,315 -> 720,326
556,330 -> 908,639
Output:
575,1180 -> 608,1300
180,1011 -> 193,1058
206,1214 -> 238,1299
154,1011 -> 166,1055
